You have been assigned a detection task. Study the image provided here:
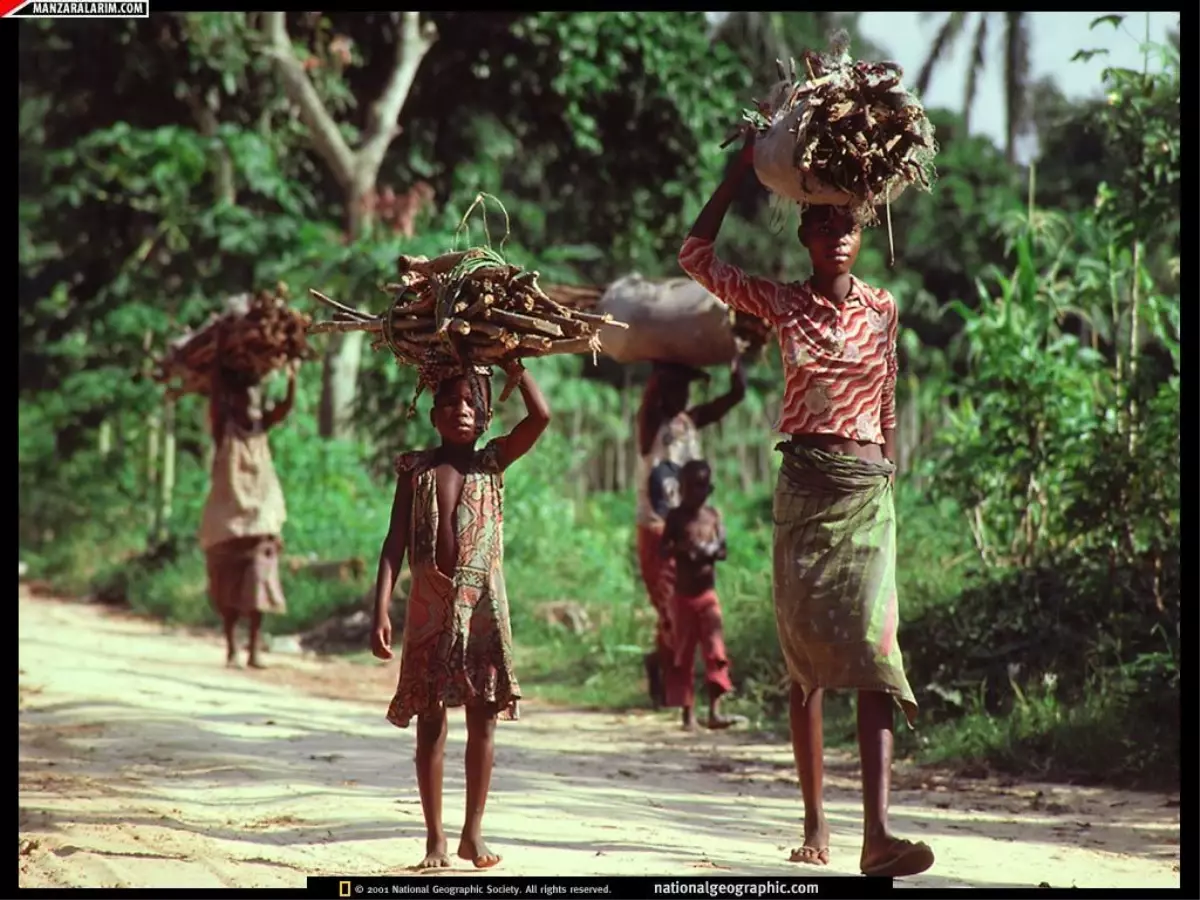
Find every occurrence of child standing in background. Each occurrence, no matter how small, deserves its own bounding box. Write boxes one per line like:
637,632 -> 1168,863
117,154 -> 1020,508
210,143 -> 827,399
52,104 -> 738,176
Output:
661,459 -> 740,731
370,360 -> 550,871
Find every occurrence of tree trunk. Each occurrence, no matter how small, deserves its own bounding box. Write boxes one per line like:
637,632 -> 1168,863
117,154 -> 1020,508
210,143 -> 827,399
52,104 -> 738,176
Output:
261,12 -> 437,441
153,397 -> 177,543
319,187 -> 371,438
145,409 -> 160,536
98,420 -> 113,457
319,331 -> 367,438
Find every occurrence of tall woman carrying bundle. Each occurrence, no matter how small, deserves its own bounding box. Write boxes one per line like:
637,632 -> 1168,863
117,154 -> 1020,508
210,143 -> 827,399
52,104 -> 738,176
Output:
678,133 -> 933,878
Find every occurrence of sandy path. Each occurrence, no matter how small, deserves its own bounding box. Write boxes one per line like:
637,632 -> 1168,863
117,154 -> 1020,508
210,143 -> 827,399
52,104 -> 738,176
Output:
18,590 -> 1180,890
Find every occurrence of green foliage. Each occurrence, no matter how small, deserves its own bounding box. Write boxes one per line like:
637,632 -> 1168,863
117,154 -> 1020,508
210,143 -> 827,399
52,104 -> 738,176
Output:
936,229 -> 1112,567
909,32 -> 1179,786
502,11 -> 750,276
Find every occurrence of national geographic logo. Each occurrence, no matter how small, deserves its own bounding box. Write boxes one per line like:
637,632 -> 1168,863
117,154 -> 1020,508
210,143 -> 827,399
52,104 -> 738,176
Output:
4,0 -> 149,18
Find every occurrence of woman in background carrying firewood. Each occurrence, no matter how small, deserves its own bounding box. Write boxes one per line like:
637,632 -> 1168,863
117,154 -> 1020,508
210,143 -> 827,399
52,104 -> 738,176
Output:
676,135 -> 934,879
199,356 -> 296,669
635,356 -> 745,710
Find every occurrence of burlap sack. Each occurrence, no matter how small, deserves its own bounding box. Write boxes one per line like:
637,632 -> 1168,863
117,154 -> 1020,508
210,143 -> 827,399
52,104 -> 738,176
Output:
597,275 -> 740,368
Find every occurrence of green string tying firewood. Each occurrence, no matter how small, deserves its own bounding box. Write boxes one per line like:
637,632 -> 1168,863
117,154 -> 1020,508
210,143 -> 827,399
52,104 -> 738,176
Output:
307,193 -> 628,416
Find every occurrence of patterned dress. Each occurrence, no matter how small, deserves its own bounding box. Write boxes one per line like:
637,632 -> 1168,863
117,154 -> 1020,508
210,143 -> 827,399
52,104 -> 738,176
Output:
386,440 -> 521,728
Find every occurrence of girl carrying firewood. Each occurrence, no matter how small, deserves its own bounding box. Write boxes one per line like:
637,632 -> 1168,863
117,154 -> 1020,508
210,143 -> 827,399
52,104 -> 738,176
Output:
199,357 -> 296,670
370,358 -> 550,872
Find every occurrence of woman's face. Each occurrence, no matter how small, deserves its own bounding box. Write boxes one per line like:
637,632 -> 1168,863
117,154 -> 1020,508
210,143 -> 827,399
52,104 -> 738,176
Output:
225,384 -> 253,419
801,210 -> 862,277
649,368 -> 691,417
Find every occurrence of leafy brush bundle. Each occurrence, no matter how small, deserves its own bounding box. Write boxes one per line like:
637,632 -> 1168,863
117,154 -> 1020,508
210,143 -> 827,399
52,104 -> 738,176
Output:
153,285 -> 313,396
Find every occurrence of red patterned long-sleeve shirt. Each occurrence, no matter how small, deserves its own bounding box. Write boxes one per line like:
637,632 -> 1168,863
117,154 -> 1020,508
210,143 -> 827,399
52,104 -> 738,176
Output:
678,236 -> 898,444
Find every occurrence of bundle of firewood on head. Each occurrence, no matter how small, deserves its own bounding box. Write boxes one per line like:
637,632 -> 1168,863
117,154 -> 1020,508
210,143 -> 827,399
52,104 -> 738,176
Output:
152,284 -> 314,397
730,29 -> 937,230
308,243 -> 628,412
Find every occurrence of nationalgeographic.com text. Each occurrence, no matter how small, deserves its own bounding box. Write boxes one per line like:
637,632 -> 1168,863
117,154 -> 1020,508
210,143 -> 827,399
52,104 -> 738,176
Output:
655,881 -> 821,898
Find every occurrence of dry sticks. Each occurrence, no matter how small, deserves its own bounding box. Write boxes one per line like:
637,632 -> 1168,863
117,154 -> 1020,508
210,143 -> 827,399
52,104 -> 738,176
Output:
153,285 -> 313,396
731,30 -> 937,223
308,247 -> 628,373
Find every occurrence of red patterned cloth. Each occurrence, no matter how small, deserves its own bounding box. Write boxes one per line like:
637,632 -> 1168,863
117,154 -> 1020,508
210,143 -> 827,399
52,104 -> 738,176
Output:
636,525 -> 681,690
678,236 -> 898,443
663,588 -> 733,709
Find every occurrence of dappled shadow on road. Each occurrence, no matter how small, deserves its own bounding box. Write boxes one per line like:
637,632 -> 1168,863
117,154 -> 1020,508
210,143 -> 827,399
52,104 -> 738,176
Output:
20,697 -> 1180,886
19,598 -> 1181,888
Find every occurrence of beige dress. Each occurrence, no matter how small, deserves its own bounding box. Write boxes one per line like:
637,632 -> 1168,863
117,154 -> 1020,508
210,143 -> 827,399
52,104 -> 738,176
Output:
200,420 -> 287,615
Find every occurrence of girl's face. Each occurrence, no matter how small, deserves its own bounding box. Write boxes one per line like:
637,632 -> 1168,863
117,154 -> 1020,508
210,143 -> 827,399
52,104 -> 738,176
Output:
801,209 -> 862,277
431,377 -> 480,445
680,463 -> 713,507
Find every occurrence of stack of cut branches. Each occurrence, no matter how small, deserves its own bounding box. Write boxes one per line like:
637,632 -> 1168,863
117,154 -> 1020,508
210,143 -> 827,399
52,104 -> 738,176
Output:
309,248 -> 627,372
153,285 -> 313,396
731,30 -> 937,223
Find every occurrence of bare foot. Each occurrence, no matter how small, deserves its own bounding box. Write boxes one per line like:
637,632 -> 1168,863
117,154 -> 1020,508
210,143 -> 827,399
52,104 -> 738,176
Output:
247,656 -> 267,670
788,816 -> 830,867
705,714 -> 746,730
225,654 -> 243,669
411,836 -> 451,870
457,835 -> 501,869
860,834 -> 934,878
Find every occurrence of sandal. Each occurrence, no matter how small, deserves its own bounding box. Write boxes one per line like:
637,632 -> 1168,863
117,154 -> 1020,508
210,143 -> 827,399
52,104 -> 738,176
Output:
861,838 -> 934,878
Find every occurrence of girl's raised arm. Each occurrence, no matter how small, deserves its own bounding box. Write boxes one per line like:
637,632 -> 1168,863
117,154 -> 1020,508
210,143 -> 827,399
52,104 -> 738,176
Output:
678,137 -> 784,325
494,362 -> 551,471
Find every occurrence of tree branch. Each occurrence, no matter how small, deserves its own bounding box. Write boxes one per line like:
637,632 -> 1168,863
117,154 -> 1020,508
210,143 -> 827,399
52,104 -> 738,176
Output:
182,87 -> 236,204
261,11 -> 356,190
355,12 -> 437,187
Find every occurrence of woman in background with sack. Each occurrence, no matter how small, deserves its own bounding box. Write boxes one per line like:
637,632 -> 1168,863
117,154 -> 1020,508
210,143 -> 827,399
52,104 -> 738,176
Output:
676,136 -> 934,879
635,356 -> 744,708
199,357 -> 296,669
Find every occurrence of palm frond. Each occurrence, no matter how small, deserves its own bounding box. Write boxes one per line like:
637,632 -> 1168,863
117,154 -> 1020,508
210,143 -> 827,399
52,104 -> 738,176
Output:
962,15 -> 990,132
1003,11 -> 1032,161
916,11 -> 969,95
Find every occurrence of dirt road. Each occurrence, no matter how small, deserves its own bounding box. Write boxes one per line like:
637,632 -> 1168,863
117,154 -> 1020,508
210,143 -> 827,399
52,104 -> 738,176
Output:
18,590 -> 1181,890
